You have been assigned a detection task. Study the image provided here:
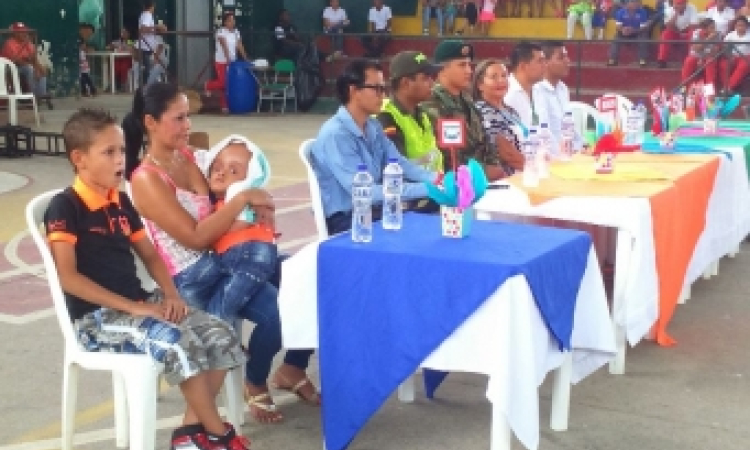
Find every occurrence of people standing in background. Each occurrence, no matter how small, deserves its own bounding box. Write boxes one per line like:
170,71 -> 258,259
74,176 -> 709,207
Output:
607,0 -> 650,67
107,29 -> 134,92
363,0 -> 392,58
274,9 -> 304,61
567,0 -> 595,39
78,40 -> 96,97
456,0 -> 479,34
423,0 -> 445,35
205,12 -> 249,112
445,0 -> 461,34
138,0 -> 167,86
656,0 -> 699,68
533,41 -> 583,154
479,0 -> 498,34
719,16 -> 750,93
322,0 -> 350,59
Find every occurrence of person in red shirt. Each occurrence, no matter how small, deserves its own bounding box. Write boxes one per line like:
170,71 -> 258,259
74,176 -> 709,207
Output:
1,22 -> 49,99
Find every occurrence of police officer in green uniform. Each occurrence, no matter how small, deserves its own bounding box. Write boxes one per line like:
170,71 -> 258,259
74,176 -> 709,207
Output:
377,51 -> 443,172
421,40 -> 506,181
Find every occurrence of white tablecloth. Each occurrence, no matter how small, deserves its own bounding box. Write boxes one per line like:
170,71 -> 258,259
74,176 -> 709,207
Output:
279,243 -> 615,450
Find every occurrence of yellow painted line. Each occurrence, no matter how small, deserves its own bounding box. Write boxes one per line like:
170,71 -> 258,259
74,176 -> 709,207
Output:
9,380 -> 171,444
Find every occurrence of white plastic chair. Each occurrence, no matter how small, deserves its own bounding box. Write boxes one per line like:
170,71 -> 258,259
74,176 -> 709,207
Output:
594,93 -> 633,130
298,139 -> 329,241
26,190 -> 243,450
568,101 -> 603,143
0,57 -> 40,127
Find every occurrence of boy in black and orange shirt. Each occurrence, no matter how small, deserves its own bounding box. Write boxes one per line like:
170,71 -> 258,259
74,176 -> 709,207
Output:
44,108 -> 250,450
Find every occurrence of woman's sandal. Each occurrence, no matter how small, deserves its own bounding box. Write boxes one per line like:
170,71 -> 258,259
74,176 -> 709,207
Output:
271,373 -> 321,406
244,388 -> 283,423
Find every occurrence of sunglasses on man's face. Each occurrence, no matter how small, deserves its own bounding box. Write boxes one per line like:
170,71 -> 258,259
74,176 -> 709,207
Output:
358,84 -> 388,95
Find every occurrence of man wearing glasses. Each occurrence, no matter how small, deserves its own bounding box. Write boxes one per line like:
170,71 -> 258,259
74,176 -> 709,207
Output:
422,40 -> 506,181
310,59 -> 440,235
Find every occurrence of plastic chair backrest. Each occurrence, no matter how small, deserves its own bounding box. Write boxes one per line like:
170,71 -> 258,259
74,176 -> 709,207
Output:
25,190 -> 78,346
0,57 -> 22,96
298,139 -> 329,241
273,59 -> 295,73
569,101 -> 603,140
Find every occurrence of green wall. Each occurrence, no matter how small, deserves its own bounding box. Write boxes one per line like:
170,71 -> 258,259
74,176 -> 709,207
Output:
0,0 -> 80,97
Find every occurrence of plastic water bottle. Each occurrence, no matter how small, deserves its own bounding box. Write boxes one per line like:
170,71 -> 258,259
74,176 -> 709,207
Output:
382,158 -> 403,230
635,102 -> 647,145
538,122 -> 555,160
685,93 -> 696,121
522,129 -> 539,187
560,111 -> 575,161
531,126 -> 548,179
624,105 -> 641,145
351,165 -> 374,242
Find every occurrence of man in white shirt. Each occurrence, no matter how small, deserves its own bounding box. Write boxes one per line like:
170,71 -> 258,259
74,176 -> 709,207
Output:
504,41 -> 547,129
322,0 -> 350,58
533,41 -> 583,154
657,0 -> 699,67
707,0 -> 736,35
138,0 -> 167,85
363,0 -> 393,58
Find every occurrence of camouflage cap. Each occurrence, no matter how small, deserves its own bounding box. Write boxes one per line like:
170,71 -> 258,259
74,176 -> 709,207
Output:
389,51 -> 439,81
434,40 -> 474,65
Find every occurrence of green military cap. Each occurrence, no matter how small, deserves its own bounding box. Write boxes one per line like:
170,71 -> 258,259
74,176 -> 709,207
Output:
389,51 -> 439,81
434,40 -> 474,65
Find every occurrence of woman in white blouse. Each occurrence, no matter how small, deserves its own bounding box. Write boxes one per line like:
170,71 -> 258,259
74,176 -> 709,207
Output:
205,12 -> 248,112
720,15 -> 750,92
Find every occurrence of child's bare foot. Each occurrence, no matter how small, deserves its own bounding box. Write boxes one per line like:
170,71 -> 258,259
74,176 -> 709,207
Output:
271,364 -> 321,406
244,384 -> 283,423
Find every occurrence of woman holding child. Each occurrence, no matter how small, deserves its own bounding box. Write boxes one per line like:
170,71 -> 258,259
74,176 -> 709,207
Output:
124,82 -> 318,424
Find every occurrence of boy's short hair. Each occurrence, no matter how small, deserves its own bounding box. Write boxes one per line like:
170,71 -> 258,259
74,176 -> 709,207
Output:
62,108 -> 118,163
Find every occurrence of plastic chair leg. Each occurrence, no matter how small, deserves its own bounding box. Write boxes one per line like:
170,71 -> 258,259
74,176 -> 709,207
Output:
549,352 -> 572,431
61,361 -> 79,450
123,369 -> 158,450
113,372 -> 129,448
397,374 -> 415,403
9,98 -> 17,126
223,367 -> 245,429
490,402 -> 512,450
32,97 -> 40,127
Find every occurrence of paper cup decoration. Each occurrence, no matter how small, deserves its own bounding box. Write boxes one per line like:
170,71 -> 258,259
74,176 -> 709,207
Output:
441,206 -> 473,238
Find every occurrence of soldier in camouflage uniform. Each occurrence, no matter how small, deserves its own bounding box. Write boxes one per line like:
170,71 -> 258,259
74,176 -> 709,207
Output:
421,40 -> 507,181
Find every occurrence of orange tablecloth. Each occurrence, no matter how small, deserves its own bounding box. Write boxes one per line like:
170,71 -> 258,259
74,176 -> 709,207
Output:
508,153 -> 720,345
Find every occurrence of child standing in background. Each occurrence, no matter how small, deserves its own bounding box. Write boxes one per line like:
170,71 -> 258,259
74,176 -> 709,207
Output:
479,0 -> 498,34
79,40 -> 96,97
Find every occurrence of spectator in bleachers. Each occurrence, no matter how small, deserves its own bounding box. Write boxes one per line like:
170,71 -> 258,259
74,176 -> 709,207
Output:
363,0 -> 392,58
1,22 -> 49,99
719,15 -> 750,93
479,0 -> 498,34
533,41 -> 583,155
706,0 -> 736,35
737,0 -> 750,17
473,60 -> 525,176
607,0 -> 650,66
422,40 -> 506,180
274,9 -> 304,61
323,0 -> 349,59
657,0 -> 699,68
445,0 -> 461,34
681,18 -> 721,87
456,0 -> 479,34
567,0 -> 595,39
592,0 -> 612,39
504,41 -> 546,129
423,0 -> 445,35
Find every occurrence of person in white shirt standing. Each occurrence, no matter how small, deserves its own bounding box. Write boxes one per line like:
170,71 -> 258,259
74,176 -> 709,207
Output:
138,0 -> 167,85
707,0 -> 736,35
532,41 -> 583,155
205,12 -> 249,112
503,41 -> 547,130
323,0 -> 350,59
719,16 -> 750,92
363,0 -> 393,58
657,0 -> 699,67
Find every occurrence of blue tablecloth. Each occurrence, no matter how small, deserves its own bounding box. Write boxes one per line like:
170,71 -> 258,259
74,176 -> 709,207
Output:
317,213 -> 592,450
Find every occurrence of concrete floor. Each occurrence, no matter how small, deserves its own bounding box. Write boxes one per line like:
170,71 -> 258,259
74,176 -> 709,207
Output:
1,94 -> 749,450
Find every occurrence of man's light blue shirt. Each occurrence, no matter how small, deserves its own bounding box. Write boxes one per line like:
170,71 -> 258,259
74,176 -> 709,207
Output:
310,106 -> 436,218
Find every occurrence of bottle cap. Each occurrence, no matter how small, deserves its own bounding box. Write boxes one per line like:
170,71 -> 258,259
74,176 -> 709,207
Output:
357,164 -> 367,171
388,157 -> 398,163
564,111 -> 573,116
540,122 -> 549,128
